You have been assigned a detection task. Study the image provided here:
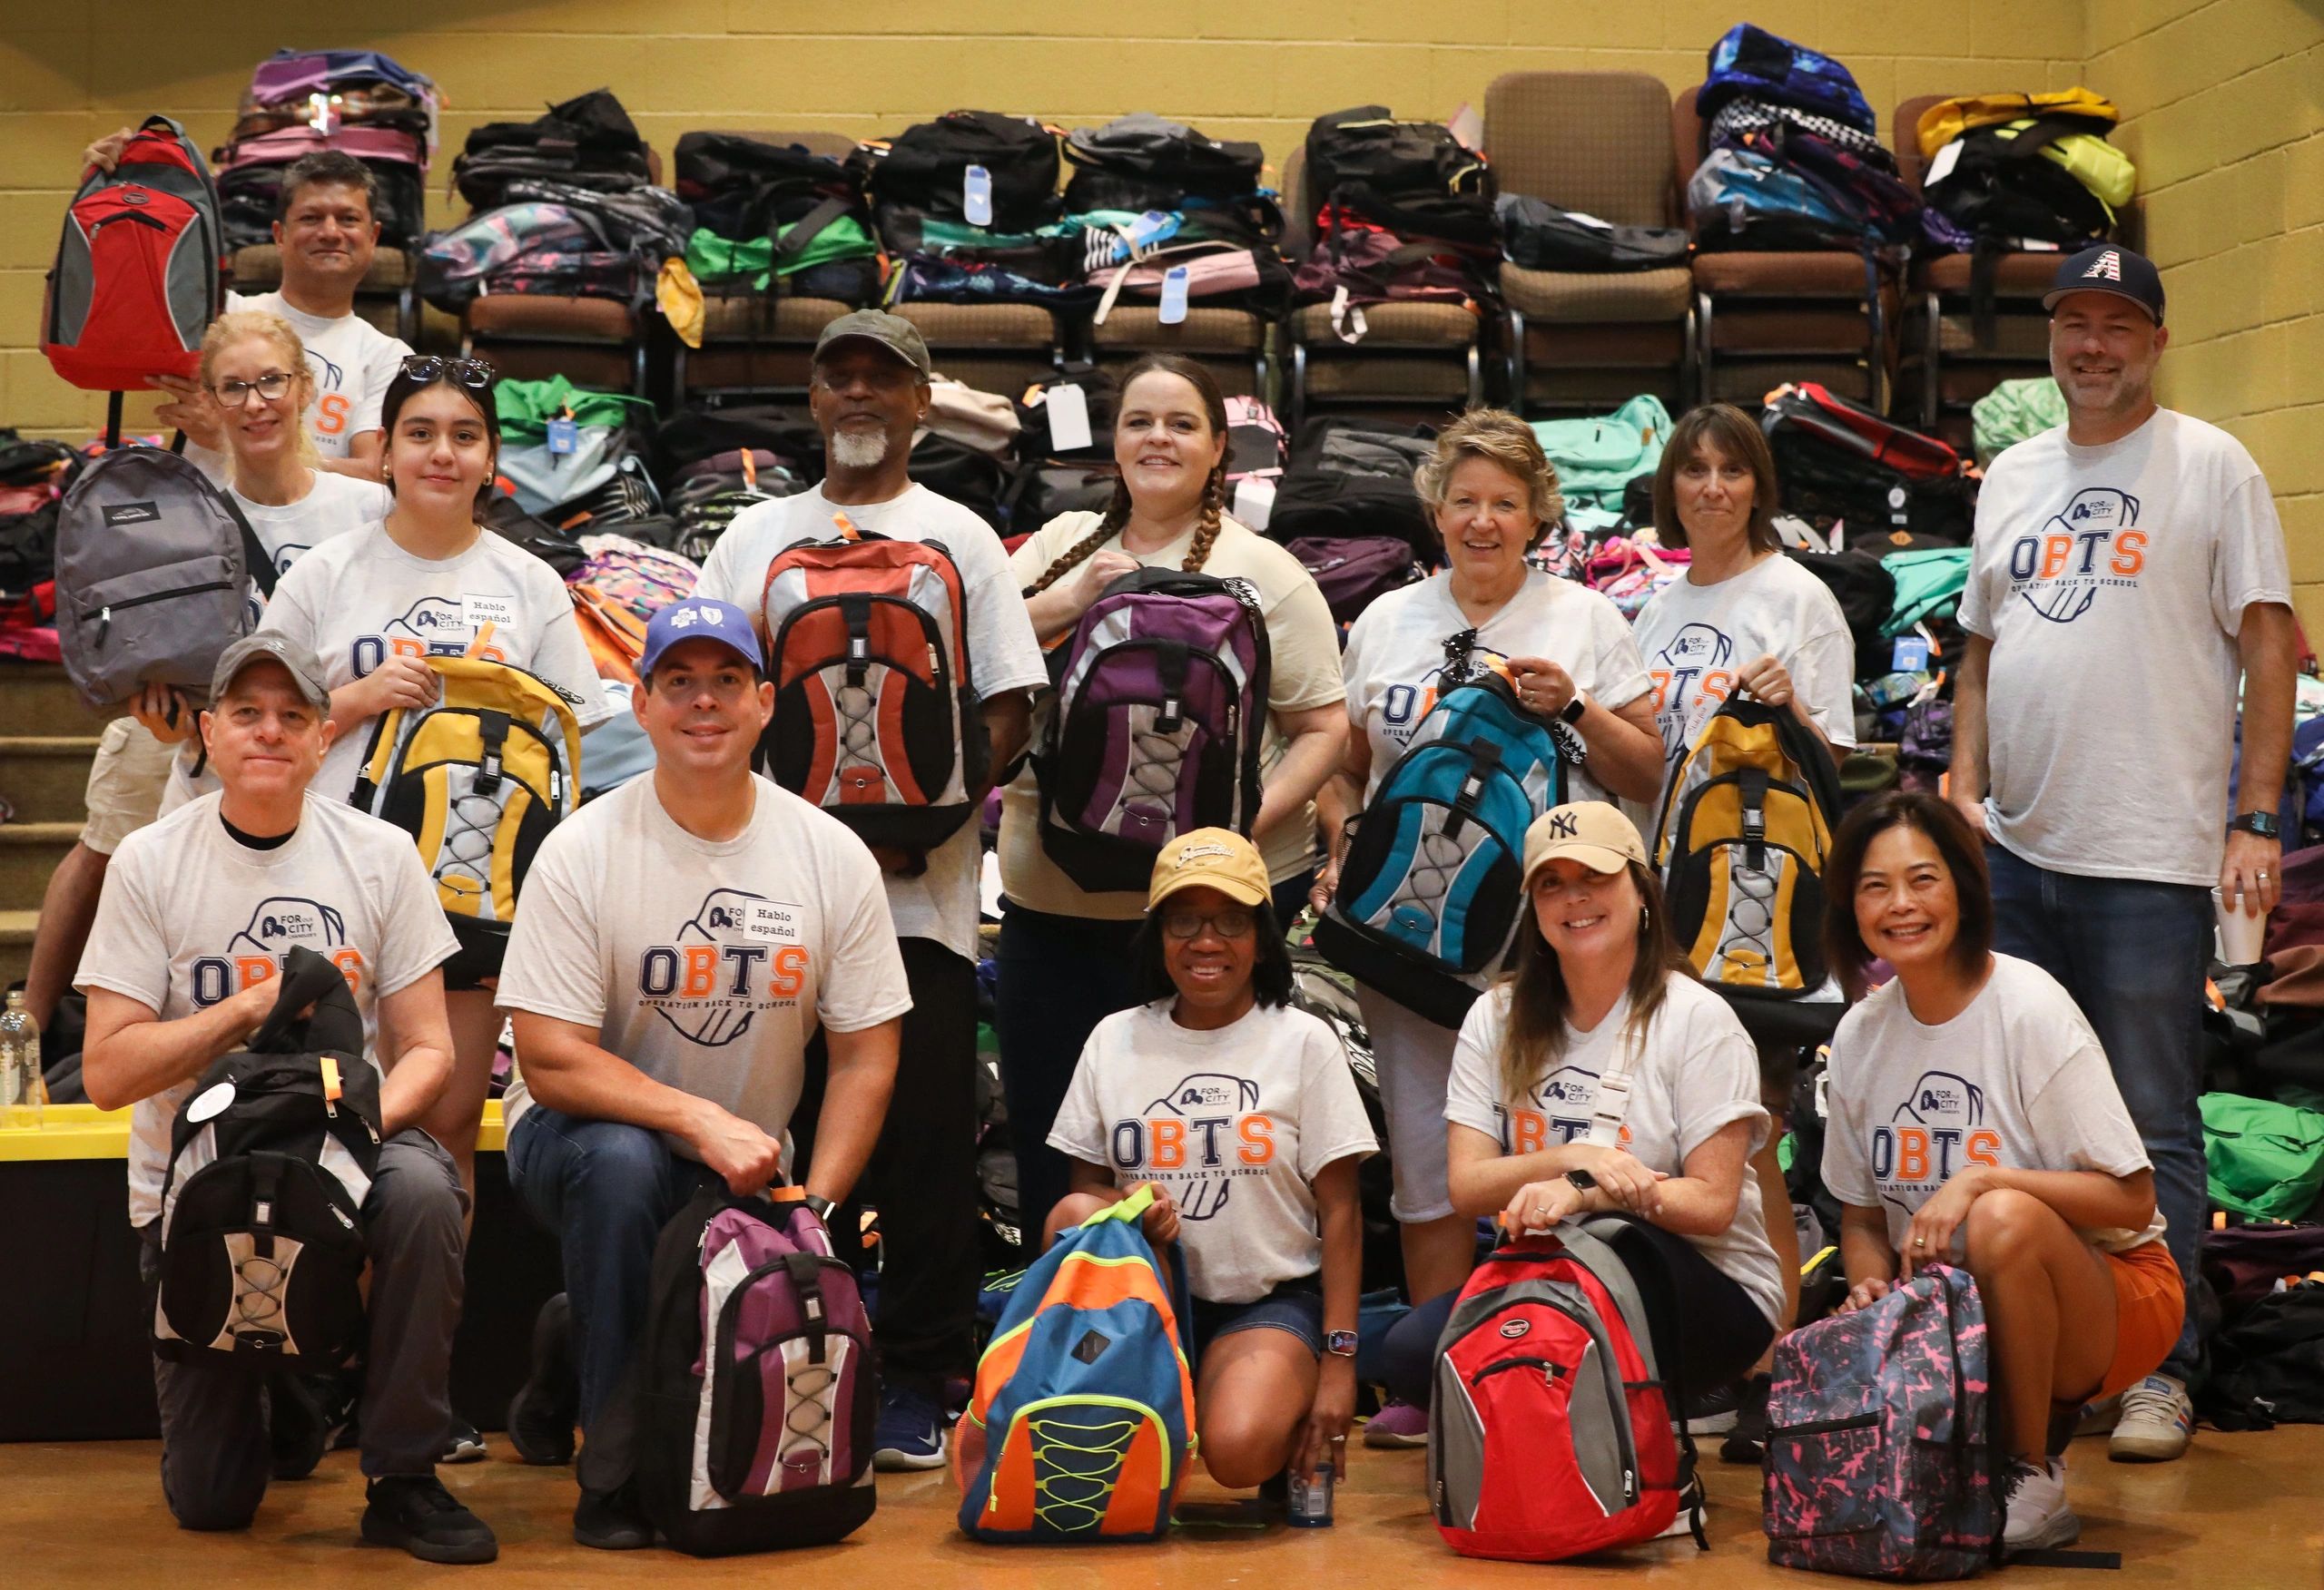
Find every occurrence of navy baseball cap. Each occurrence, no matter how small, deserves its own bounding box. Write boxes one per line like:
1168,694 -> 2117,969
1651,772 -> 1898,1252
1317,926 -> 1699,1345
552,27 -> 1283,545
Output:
2043,244 -> 2164,325
638,597 -> 763,679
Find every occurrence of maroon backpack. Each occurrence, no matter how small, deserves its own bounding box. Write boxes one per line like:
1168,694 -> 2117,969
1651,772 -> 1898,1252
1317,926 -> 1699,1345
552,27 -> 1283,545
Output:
43,116 -> 225,395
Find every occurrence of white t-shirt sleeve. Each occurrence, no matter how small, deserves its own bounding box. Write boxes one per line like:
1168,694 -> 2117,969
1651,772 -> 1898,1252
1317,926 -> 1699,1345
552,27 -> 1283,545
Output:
813,836 -> 913,1034
1443,990 -> 1509,1139
691,513 -> 754,609
2020,1026 -> 2154,1181
966,537 -> 1050,697
374,842 -> 459,997
256,554 -> 324,651
1045,1027 -> 1112,1167
1295,1016 -> 1378,1177
73,839 -> 169,1012
1665,1000 -> 1768,1161
1958,486 -> 2002,640
495,836 -> 607,1028
1820,1011 -> 1880,1209
1338,604 -> 1376,728
353,330 -> 412,437
2211,471 -> 2295,633
1793,599 -> 1860,750
1587,593 -> 1653,709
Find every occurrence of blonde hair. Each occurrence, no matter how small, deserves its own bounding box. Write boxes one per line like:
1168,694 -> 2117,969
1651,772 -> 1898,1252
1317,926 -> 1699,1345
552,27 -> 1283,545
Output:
1413,407 -> 1565,548
198,310 -> 320,471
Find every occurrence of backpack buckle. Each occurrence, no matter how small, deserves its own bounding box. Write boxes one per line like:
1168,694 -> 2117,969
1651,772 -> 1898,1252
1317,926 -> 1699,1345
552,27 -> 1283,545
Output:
477,747 -> 503,794
847,633 -> 870,685
1158,694 -> 1182,732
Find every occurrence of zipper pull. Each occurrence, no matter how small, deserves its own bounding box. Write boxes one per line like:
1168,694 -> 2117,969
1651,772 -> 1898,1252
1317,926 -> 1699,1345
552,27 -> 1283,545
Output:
928,642 -> 940,676
96,605 -> 112,646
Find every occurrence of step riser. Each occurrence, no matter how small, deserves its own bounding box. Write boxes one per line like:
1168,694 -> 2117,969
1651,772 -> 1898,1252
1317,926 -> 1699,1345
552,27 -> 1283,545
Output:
0,669 -> 98,741
1,751 -> 96,825
0,839 -> 77,912
0,940 -> 26,992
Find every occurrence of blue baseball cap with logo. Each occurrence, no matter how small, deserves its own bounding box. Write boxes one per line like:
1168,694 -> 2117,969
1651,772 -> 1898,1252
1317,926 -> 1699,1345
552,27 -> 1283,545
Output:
2043,243 -> 2165,325
638,596 -> 763,679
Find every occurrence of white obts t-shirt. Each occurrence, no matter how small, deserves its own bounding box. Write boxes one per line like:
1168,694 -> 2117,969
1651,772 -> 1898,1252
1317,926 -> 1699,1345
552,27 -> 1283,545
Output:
257,524 -> 612,804
495,775 -> 913,1156
1340,570 -> 1651,808
1821,953 -> 2168,1259
1960,409 -> 2293,886
1048,1000 -> 1377,1305
694,485 -> 1049,963
1444,973 -> 1786,1329
187,290 -> 413,481
72,792 -> 458,1228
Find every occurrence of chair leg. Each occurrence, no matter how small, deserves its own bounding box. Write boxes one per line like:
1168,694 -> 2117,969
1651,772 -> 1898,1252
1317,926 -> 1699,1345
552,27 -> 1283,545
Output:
1465,342 -> 1482,409
1506,308 -> 1528,418
1289,338 -> 1309,435
1922,292 -> 1942,434
1679,301 -> 1699,413
1693,292 -> 1715,410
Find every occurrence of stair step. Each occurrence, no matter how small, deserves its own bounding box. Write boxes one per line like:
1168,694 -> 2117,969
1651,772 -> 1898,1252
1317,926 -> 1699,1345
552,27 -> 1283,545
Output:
0,736 -> 102,825
0,908 -> 32,992
0,665 -> 94,740
0,823 -> 80,915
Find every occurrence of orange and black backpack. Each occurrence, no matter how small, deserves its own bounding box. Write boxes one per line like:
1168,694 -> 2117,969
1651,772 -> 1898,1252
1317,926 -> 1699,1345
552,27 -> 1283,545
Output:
757,511 -> 983,851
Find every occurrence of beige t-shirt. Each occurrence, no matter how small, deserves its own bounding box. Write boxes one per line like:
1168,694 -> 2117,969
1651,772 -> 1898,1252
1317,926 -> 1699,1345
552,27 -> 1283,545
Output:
1000,512 -> 1346,919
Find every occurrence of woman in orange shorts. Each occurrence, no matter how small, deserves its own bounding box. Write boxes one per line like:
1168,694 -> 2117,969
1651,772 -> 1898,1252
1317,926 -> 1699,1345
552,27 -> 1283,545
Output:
1816,792 -> 2184,1557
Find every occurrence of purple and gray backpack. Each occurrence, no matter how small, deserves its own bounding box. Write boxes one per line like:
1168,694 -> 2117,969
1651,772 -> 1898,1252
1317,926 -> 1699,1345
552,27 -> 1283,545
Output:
636,1189 -> 875,1556
1039,566 -> 1270,894
1763,1263 -> 1999,1580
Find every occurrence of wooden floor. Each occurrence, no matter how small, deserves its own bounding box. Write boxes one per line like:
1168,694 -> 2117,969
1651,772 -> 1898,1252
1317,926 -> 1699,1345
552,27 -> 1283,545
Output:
5,1424 -> 2319,1586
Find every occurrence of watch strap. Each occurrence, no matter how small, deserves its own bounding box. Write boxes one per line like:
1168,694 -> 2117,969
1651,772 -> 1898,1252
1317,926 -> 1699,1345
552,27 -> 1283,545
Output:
803,1192 -> 835,1221
1324,1329 -> 1359,1358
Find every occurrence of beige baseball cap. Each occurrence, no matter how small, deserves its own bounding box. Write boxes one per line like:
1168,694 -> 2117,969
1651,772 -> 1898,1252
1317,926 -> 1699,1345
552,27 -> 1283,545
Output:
1521,801 -> 1648,886
1147,827 -> 1271,910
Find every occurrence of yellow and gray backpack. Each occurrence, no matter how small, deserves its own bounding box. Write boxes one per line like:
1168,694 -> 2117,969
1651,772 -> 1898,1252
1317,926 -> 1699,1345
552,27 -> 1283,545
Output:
1651,695 -> 1841,998
350,651 -> 585,959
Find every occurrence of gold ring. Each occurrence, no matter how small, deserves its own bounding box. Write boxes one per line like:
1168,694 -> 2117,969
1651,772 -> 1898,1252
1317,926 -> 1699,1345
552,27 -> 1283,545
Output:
1913,1236 -> 1926,1247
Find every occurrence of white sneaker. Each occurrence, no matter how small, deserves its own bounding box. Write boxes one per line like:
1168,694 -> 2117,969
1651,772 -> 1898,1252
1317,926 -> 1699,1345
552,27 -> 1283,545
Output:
2000,1457 -> 2080,1555
1652,1476 -> 1705,1540
2109,1373 -> 2193,1463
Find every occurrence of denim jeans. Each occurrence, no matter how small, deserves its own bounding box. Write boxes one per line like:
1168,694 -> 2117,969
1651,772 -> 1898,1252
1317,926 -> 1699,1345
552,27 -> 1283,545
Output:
505,1106 -> 724,1491
1984,844 -> 2211,1379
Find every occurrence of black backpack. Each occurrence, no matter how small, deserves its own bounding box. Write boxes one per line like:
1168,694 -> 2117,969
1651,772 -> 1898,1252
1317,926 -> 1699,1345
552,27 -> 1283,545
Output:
1496,193 -> 1689,272
1303,105 -> 1497,245
859,111 -> 1061,233
153,947 -> 381,1370
452,88 -> 653,211
674,131 -> 863,240
1014,363 -> 1118,463
1783,547 -> 1896,675
1062,113 -> 1265,211
1265,417 -> 1439,560
1762,383 -> 1976,547
1924,117 -> 2116,250
907,432 -> 1009,531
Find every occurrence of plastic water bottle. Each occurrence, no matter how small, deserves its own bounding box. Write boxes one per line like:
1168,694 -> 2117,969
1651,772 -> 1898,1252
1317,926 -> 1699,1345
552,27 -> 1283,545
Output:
0,991 -> 42,1128
1285,1460 -> 1334,1526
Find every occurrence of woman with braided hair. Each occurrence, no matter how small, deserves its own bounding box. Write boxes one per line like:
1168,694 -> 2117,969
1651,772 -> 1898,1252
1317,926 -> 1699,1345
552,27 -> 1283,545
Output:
999,355 -> 1349,1238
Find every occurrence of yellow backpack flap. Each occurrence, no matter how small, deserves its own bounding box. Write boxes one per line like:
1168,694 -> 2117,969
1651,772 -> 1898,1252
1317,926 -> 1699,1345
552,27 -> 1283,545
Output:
2016,123 -> 2136,210
353,655 -> 586,928
1916,87 -> 2119,159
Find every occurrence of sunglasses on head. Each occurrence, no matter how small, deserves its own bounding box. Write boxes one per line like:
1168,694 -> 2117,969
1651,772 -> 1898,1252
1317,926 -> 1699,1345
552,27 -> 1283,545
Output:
399,355 -> 495,390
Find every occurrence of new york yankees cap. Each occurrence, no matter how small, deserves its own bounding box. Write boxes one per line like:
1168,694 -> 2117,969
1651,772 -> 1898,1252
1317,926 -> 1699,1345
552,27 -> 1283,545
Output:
1522,801 -> 1649,888
2043,243 -> 2164,325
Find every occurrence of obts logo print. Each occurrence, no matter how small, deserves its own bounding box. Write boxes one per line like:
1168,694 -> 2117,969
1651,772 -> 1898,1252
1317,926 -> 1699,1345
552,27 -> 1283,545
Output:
2006,487 -> 2146,624
1871,1068 -> 2002,1198
1108,1072 -> 1275,1220
191,896 -> 364,1006
635,888 -> 810,1045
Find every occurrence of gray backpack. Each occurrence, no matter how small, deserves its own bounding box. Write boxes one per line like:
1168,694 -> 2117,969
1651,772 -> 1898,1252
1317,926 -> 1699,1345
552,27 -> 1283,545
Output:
54,446 -> 272,711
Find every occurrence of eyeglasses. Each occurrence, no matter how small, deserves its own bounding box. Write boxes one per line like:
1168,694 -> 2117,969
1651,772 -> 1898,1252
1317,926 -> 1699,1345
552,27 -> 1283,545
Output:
1160,907 -> 1256,940
399,355 -> 495,389
1442,627 -> 1481,683
212,372 -> 296,405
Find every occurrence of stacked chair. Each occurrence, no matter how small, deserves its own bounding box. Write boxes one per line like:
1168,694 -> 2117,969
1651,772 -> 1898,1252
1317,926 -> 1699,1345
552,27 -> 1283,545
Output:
1483,72 -> 1694,416
216,48 -> 438,344
1896,91 -> 2136,445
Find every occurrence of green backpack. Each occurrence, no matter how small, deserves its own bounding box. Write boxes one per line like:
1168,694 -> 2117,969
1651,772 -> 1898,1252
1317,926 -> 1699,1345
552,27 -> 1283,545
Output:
2201,1093 -> 2324,1222
1969,377 -> 2064,466
1531,395 -> 1672,515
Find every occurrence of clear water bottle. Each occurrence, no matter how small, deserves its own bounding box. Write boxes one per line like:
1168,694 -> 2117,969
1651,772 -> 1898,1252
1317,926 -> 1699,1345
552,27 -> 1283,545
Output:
1285,1460 -> 1334,1526
1,990 -> 43,1128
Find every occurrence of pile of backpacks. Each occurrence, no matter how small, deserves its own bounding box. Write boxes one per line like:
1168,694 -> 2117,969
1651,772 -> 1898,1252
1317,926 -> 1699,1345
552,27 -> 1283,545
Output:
857,111 -> 1088,310
675,132 -> 881,311
0,431 -> 85,663
421,89 -> 688,313
212,49 -> 438,254
1292,105 -> 1500,343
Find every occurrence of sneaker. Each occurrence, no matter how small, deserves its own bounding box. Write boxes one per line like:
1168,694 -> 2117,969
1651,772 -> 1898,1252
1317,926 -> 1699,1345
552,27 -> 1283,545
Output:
1363,1397 -> 1429,1448
1653,1474 -> 1706,1540
359,1475 -> 498,1565
2074,1393 -> 2122,1438
440,1422 -> 487,1465
268,1372 -> 329,1481
573,1484 -> 655,1551
2109,1373 -> 2192,1463
1679,1379 -> 1743,1436
1719,1375 -> 1771,1465
505,1293 -> 579,1467
873,1382 -> 949,1472
1999,1456 -> 2079,1555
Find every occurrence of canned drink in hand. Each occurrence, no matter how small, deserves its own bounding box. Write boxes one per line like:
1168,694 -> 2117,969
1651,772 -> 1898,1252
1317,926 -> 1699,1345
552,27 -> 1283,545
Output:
1285,1461 -> 1334,1526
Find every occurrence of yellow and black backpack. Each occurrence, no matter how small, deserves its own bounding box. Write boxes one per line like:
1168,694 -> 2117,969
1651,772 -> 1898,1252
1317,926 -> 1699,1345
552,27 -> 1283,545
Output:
351,651 -> 586,960
1651,694 -> 1842,998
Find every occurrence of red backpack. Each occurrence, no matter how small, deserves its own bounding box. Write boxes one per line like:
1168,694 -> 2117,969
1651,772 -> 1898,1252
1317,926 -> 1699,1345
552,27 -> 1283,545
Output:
757,515 -> 984,851
1428,1221 -> 1700,1562
43,116 -> 225,395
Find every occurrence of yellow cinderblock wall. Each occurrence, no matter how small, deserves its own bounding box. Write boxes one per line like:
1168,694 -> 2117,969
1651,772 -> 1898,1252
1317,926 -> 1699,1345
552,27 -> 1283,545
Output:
0,1 -> 2316,628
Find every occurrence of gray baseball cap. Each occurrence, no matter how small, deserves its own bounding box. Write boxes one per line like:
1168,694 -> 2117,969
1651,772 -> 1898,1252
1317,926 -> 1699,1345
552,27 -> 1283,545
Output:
812,309 -> 932,378
211,633 -> 333,710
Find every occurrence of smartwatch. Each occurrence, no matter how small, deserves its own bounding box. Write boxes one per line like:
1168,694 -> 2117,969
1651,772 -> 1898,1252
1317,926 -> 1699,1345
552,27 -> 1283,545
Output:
2230,811 -> 2281,840
803,1192 -> 835,1222
1560,692 -> 1589,726
1324,1330 -> 1359,1359
1564,1168 -> 1597,1192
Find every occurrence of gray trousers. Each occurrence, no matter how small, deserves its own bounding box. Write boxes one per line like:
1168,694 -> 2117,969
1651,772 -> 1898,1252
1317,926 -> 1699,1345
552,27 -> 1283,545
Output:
136,1130 -> 468,1530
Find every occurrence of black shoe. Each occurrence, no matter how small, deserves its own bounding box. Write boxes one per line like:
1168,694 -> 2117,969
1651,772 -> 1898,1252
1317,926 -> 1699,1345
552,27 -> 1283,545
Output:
268,1372 -> 329,1481
506,1293 -> 579,1467
360,1475 -> 498,1565
1719,1374 -> 1772,1465
574,1485 -> 655,1551
1678,1379 -> 1744,1436
440,1421 -> 487,1465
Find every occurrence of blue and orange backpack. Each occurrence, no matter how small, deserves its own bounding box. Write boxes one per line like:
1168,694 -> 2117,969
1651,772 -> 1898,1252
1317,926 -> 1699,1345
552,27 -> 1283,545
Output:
953,1186 -> 1196,1543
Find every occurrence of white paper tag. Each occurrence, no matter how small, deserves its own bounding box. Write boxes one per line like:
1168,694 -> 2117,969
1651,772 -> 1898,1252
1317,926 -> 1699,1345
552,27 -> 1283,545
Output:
1923,139 -> 1965,189
1232,476 -> 1276,531
464,594 -> 515,629
1158,265 -> 1191,325
1044,382 -> 1093,452
746,900 -> 802,944
962,164 -> 994,228
187,1081 -> 237,1124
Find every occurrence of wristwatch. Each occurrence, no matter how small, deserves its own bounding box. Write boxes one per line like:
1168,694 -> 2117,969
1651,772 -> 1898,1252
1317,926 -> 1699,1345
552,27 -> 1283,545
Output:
1564,1168 -> 1598,1192
1560,692 -> 1589,726
1324,1329 -> 1359,1359
803,1192 -> 835,1222
2230,811 -> 2281,840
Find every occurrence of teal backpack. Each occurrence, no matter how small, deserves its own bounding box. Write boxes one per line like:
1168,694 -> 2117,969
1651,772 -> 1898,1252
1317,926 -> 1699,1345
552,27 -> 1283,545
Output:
1531,395 -> 1671,519
954,1187 -> 1196,1543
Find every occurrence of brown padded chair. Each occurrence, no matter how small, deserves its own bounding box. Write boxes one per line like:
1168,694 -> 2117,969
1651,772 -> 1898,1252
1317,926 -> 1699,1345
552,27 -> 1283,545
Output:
231,244 -> 419,346
1277,146 -> 1485,432
1676,87 -> 1897,412
1483,72 -> 1693,416
675,130 -> 862,400
1895,93 -> 2071,444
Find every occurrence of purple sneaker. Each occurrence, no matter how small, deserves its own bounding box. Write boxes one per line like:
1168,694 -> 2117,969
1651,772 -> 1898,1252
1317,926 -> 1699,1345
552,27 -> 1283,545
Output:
1364,1397 -> 1429,1448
